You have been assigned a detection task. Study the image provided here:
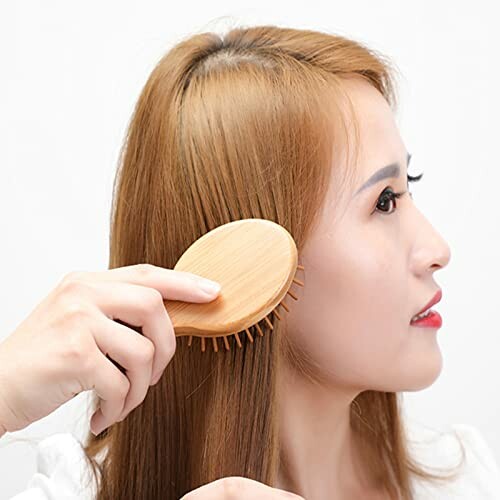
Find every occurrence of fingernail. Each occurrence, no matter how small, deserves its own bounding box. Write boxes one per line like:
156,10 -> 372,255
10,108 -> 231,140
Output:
198,279 -> 221,295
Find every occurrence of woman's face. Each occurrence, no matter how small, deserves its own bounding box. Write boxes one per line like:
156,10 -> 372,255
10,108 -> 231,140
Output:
285,76 -> 451,392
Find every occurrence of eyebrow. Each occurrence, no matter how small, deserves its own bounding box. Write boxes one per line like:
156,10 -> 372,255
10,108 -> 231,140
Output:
354,152 -> 412,197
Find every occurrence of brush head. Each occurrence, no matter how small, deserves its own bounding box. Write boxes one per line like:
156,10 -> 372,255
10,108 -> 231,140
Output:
164,218 -> 299,338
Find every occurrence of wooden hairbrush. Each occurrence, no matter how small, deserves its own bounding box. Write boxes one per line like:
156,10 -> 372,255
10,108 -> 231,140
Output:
163,218 -> 304,352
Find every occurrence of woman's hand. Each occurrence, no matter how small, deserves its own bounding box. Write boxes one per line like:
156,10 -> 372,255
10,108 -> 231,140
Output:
0,264 -> 221,436
180,477 -> 304,499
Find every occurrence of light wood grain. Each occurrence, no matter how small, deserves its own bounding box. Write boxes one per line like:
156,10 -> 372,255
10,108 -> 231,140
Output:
163,219 -> 303,349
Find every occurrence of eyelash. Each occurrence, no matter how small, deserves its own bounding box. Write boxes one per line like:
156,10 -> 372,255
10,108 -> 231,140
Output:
375,173 -> 423,215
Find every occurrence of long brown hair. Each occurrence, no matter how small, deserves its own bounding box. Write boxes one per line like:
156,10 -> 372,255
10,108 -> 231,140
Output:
81,24 -> 464,499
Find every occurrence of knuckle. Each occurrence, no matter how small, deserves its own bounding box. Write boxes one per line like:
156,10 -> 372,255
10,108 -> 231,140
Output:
57,277 -> 90,299
117,412 -> 128,423
62,330 -> 94,368
142,288 -> 164,314
220,476 -> 248,498
180,492 -> 195,500
117,378 -> 130,399
162,312 -> 176,353
164,332 -> 177,361
122,393 -> 145,422
116,388 -> 132,420
135,340 -> 155,365
119,403 -> 135,422
134,263 -> 156,277
61,300 -> 91,324
61,270 -> 86,283
166,333 -> 177,359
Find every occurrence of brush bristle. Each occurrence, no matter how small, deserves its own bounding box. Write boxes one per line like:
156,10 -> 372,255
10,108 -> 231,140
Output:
187,262 -> 304,352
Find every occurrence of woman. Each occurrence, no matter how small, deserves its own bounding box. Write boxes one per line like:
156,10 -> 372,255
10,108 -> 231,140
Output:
3,24 -> 499,499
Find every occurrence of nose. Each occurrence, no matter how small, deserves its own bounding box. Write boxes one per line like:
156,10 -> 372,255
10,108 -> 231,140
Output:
410,209 -> 451,276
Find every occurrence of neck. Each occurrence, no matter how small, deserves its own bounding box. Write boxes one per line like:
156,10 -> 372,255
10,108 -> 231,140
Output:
275,362 -> 379,499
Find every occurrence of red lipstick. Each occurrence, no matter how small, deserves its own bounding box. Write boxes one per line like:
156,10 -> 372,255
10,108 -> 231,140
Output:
410,289 -> 443,328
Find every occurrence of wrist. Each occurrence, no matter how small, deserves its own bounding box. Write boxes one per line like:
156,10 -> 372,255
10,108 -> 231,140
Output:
0,377 -> 12,437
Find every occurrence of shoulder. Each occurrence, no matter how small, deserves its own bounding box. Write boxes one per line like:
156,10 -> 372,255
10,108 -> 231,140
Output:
406,420 -> 500,499
9,433 -> 100,500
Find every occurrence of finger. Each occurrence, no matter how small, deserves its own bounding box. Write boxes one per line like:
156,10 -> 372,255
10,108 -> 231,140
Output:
86,280 -> 175,382
80,263 -> 222,302
91,313 -> 157,422
179,476 -> 304,499
87,347 -> 131,435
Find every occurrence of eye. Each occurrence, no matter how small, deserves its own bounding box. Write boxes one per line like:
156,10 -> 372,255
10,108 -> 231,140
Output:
375,188 -> 405,214
374,173 -> 423,215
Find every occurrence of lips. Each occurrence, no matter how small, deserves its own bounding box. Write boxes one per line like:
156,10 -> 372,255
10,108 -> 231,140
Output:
413,289 -> 442,318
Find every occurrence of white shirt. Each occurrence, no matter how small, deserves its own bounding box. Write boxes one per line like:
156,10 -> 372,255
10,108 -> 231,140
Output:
7,423 -> 500,499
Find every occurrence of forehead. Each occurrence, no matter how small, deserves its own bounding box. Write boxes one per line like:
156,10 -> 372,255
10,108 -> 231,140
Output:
341,77 -> 405,180
321,77 -> 406,218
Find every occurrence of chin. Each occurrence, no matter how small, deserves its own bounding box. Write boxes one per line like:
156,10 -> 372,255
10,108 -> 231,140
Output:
400,348 -> 444,392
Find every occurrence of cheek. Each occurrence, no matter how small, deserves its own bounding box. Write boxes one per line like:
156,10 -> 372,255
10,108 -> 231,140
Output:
285,231 -> 414,389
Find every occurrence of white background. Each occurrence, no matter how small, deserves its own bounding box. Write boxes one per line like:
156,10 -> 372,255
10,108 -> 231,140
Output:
1,1 -> 499,497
